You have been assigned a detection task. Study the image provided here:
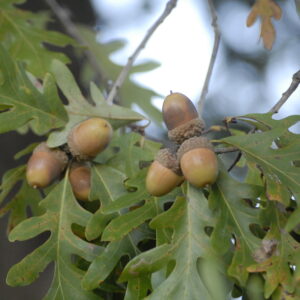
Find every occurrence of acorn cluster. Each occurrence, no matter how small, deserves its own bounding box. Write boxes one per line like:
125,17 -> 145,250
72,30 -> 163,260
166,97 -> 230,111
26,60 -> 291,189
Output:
26,117 -> 113,201
146,92 -> 218,196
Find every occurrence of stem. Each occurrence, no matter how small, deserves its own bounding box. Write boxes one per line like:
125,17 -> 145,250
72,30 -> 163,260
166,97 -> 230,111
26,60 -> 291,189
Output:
214,147 -> 238,154
227,151 -> 242,172
198,0 -> 221,114
269,70 -> 300,113
106,0 -> 178,105
45,0 -> 109,90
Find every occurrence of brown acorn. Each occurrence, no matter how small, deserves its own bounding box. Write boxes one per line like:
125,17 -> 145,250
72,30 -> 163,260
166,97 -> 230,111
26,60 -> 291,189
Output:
177,137 -> 218,187
162,92 -> 205,144
26,142 -> 68,188
146,148 -> 184,196
68,117 -> 113,160
69,162 -> 91,201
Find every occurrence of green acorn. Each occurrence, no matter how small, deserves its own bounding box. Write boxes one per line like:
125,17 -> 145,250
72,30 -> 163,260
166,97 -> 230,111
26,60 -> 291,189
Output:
26,142 -> 68,188
146,148 -> 184,196
68,117 -> 113,160
177,137 -> 218,187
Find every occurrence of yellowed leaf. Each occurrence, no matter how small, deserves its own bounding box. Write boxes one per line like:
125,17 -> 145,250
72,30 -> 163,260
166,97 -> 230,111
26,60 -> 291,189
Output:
247,7 -> 259,27
261,17 -> 275,50
246,0 -> 282,50
270,0 -> 282,19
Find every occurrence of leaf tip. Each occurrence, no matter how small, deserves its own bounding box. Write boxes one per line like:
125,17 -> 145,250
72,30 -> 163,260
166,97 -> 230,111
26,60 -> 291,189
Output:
246,8 -> 258,27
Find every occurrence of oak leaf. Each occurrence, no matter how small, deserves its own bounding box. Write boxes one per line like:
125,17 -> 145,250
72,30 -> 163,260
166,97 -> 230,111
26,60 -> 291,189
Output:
246,0 -> 282,50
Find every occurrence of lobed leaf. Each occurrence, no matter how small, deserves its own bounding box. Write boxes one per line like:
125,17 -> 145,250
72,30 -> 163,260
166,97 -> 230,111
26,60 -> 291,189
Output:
81,238 -> 134,291
47,61 -> 146,147
209,169 -> 263,285
0,46 -> 68,135
0,0 -> 73,77
0,165 -> 25,204
101,201 -> 157,242
223,114 -> 300,231
76,26 -> 162,125
121,185 -> 230,300
7,173 -> 103,299
82,164 -> 141,291
13,142 -> 39,160
246,0 -> 282,49
101,169 -> 150,214
85,164 -> 127,241
85,208 -> 116,242
247,203 -> 300,298
0,181 -> 44,233
103,132 -> 161,178
124,277 -> 151,300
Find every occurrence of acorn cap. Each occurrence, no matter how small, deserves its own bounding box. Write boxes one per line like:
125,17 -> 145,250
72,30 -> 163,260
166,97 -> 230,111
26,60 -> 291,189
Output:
162,92 -> 199,130
168,118 -> 205,144
177,136 -> 214,161
155,148 -> 182,176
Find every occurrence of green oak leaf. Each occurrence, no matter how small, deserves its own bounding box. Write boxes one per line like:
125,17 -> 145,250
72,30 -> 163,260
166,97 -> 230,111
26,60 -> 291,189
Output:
103,132 -> 161,178
0,1 -> 73,77
85,164 -> 127,241
82,164 -> 140,291
247,202 -> 300,298
82,238 -> 136,291
6,172 -> 103,300
101,200 -> 157,242
13,142 -> 39,160
124,277 -> 151,300
101,169 -> 150,214
0,181 -> 44,233
99,166 -> 180,242
0,165 -> 25,204
90,164 -> 127,209
47,60 -> 146,147
264,172 -> 291,206
244,161 -> 264,186
85,208 -> 115,242
222,114 -> 300,231
209,170 -> 263,286
0,46 -> 68,135
120,185 -> 230,300
77,26 -> 162,125
93,133 -> 161,216
272,286 -> 300,300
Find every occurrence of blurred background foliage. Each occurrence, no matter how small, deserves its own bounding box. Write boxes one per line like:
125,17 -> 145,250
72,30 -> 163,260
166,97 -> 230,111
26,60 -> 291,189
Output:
0,0 -> 300,298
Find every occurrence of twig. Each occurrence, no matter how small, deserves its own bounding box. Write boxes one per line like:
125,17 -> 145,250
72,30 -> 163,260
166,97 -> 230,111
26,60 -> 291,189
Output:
227,151 -> 242,172
198,0 -> 221,114
214,147 -> 238,154
106,0 -> 178,105
45,0 -> 109,90
269,70 -> 300,113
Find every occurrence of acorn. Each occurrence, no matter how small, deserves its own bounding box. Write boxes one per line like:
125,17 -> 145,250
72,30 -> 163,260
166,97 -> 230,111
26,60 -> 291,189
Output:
67,117 -> 113,160
146,148 -> 184,196
177,137 -> 218,187
26,142 -> 68,188
69,162 -> 91,201
162,92 -> 205,144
